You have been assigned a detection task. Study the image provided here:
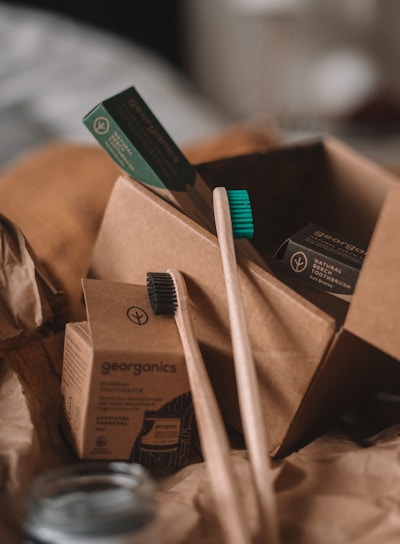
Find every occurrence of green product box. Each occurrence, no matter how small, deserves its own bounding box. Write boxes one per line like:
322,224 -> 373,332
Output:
83,86 -> 195,191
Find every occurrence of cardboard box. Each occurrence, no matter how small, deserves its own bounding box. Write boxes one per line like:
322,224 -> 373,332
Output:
60,278 -> 195,467
89,136 -> 400,457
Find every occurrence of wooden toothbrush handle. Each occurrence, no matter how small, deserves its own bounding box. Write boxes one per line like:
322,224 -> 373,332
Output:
213,188 -> 281,544
168,269 -> 251,544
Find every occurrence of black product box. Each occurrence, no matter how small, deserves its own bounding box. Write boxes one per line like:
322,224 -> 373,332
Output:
276,223 -> 367,298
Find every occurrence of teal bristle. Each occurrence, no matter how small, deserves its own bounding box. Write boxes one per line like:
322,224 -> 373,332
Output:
226,189 -> 254,239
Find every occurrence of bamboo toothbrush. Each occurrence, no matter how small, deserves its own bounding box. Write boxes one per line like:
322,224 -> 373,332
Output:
146,269 -> 252,544
213,187 -> 281,544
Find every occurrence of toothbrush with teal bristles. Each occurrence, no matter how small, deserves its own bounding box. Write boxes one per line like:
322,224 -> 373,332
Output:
146,268 -> 252,544
213,187 -> 281,544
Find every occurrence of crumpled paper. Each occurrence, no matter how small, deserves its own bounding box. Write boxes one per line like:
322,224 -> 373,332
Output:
0,213 -> 61,351
0,333 -> 68,544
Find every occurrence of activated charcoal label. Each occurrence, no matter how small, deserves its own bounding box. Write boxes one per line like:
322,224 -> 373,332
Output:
278,223 -> 367,296
131,392 -> 195,469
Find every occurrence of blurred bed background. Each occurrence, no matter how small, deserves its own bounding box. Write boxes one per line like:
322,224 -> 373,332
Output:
0,0 -> 231,169
1,0 -> 400,169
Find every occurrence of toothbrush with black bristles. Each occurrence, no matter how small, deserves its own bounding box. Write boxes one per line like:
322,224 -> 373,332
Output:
146,268 -> 252,544
213,187 -> 281,544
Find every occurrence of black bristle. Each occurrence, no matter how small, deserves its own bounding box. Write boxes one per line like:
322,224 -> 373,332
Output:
146,272 -> 177,315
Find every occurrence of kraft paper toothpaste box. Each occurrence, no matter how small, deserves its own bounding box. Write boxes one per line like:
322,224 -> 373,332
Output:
60,278 -> 195,469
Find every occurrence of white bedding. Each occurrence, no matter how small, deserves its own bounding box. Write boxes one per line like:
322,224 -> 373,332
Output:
0,4 -> 230,168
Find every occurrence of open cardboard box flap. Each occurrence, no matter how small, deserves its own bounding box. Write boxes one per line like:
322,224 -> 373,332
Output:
345,184 -> 400,361
89,136 -> 400,456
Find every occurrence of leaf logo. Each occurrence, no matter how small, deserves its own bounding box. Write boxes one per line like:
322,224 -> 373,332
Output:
127,306 -> 149,325
290,251 -> 308,273
93,116 -> 110,135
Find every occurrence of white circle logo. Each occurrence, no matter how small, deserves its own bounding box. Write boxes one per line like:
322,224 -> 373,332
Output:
93,116 -> 110,135
290,251 -> 308,273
